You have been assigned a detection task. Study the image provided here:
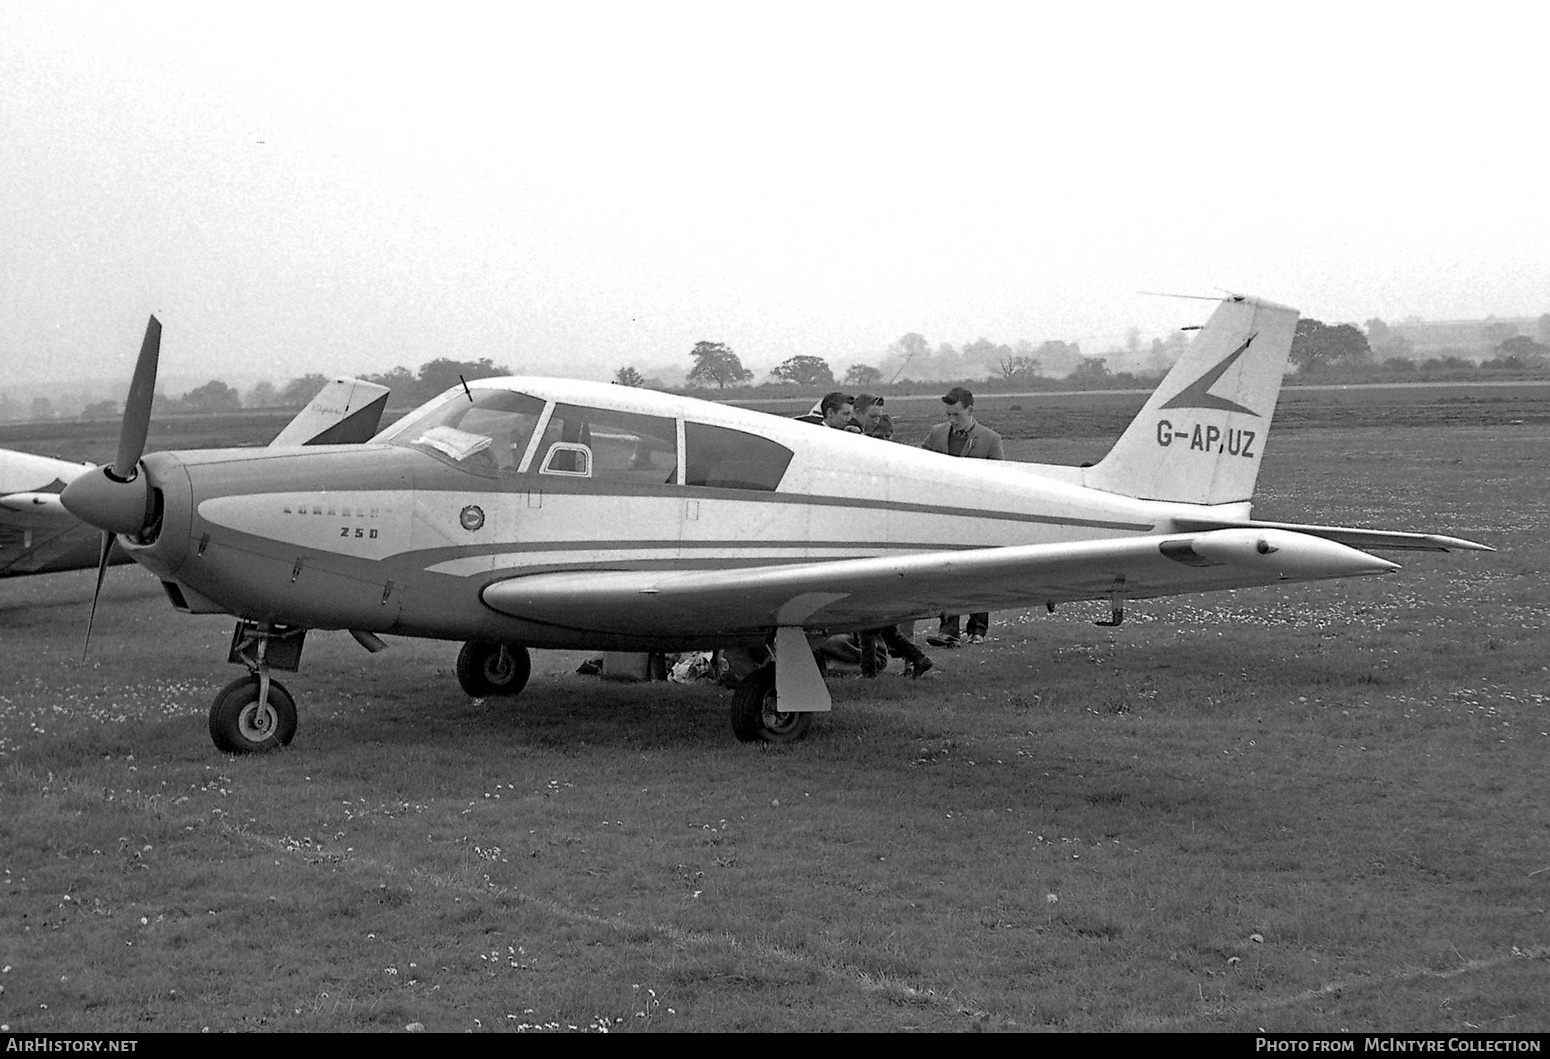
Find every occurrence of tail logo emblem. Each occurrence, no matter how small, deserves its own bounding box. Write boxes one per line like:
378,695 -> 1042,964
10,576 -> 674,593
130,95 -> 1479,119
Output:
1161,333 -> 1261,417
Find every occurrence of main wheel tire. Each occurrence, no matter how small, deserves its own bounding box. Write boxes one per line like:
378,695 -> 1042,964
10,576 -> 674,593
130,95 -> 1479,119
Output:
730,664 -> 814,744
456,642 -> 532,698
209,675 -> 297,754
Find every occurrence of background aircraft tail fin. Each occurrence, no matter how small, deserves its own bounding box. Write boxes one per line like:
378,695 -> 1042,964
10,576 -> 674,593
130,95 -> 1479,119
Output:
269,378 -> 391,447
1081,295 -> 1299,506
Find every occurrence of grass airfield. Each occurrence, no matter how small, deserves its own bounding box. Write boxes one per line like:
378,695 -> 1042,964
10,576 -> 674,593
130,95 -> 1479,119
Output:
1,389 -> 1547,1032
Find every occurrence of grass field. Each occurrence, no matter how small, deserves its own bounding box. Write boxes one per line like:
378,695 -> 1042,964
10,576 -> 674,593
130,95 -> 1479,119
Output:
1,388 -> 1546,1032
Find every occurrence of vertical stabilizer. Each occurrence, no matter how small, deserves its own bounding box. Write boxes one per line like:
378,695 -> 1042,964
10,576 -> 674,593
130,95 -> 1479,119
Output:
269,378 -> 391,447
1081,295 -> 1299,505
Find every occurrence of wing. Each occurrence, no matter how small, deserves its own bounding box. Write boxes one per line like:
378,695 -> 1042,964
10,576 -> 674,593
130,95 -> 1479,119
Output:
480,527 -> 1399,639
1170,517 -> 1492,553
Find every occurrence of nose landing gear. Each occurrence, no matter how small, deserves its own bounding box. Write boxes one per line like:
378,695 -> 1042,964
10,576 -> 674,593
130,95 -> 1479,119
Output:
209,674 -> 297,753
209,622 -> 307,753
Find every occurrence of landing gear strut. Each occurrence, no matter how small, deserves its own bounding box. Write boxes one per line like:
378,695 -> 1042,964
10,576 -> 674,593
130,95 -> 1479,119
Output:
210,622 -> 306,753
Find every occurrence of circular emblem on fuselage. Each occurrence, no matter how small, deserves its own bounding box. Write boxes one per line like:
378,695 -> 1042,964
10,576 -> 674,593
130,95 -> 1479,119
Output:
459,504 -> 485,532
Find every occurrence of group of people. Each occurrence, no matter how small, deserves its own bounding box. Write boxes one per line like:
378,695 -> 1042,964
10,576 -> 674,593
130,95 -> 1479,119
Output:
796,385 -> 1005,677
794,390 -> 895,439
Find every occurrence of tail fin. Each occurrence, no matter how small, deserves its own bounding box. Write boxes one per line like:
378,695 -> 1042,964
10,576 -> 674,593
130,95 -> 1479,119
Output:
269,378 -> 391,447
1081,294 -> 1299,505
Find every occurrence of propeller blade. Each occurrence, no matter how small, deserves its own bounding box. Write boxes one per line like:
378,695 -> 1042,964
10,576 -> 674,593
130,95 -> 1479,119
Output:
61,316 -> 161,536
82,531 -> 115,662
112,315 -> 161,481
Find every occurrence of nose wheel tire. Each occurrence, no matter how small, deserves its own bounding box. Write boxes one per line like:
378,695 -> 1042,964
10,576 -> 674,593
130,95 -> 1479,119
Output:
456,642 -> 532,698
209,675 -> 297,754
730,664 -> 813,744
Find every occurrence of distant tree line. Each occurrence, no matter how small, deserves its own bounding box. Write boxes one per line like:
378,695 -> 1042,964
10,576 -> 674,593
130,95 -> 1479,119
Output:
627,313 -> 1550,401
4,312 -> 1549,424
1291,316 -> 1550,375
622,326 -> 1194,399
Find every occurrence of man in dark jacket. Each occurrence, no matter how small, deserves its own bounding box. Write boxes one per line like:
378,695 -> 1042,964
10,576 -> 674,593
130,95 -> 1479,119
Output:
795,392 -> 859,431
921,386 -> 1002,645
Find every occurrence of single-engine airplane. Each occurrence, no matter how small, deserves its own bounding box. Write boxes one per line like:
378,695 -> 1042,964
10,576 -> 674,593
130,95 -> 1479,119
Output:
1,377 -> 390,578
59,296 -> 1490,753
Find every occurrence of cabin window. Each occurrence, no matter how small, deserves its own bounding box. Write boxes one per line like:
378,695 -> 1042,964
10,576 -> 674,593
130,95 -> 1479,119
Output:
382,389 -> 545,478
537,405 -> 678,483
683,422 -> 792,491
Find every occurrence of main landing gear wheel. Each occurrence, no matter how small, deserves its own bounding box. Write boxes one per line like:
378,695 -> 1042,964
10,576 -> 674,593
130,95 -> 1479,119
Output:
456,641 -> 532,698
209,675 -> 297,754
730,664 -> 813,744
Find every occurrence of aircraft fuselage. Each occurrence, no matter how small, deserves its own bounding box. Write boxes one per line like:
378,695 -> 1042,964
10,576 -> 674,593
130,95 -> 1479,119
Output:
117,379 -> 1199,650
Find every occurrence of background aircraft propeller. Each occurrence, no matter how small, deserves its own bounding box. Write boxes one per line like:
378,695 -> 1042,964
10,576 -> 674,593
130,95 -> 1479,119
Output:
61,315 -> 161,659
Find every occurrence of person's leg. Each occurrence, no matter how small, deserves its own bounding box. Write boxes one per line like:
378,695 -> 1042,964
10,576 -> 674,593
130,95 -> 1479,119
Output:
881,624 -> 933,677
928,614 -> 961,647
880,624 -> 920,664
858,630 -> 882,677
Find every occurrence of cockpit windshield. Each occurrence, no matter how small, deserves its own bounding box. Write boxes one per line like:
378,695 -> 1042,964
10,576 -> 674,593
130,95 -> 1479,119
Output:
379,389 -> 546,477
377,387 -> 788,491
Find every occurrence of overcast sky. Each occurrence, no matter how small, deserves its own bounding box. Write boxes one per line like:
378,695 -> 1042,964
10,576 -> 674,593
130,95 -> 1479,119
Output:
2,2 -> 1546,392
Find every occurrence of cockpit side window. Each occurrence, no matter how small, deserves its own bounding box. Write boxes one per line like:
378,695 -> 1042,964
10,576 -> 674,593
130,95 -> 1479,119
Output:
684,422 -> 793,491
381,389 -> 546,478
540,405 -> 678,483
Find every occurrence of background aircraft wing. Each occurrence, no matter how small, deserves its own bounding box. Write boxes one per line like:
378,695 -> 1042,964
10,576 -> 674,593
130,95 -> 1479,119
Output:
481,527 -> 1399,639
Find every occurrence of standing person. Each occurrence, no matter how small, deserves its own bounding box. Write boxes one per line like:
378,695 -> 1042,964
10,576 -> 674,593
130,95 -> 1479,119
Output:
850,394 -> 894,439
795,391 -> 859,431
921,386 -> 1003,646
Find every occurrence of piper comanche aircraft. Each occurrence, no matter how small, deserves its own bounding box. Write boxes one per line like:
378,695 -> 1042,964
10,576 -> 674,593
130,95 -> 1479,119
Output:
1,377 -> 389,578
60,296 -> 1489,753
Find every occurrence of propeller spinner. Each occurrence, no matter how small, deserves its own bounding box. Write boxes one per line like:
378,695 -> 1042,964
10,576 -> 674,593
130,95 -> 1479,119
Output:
60,315 -> 162,657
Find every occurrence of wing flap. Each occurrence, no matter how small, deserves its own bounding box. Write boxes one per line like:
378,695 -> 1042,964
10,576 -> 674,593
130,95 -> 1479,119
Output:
480,528 -> 1399,639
